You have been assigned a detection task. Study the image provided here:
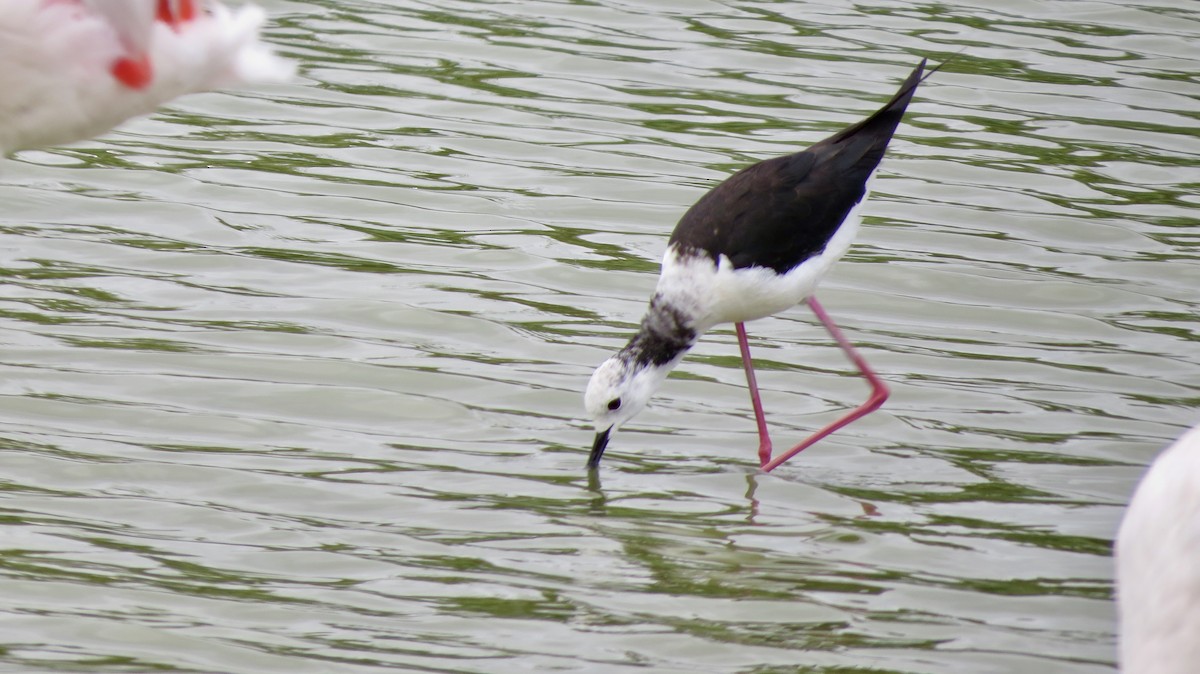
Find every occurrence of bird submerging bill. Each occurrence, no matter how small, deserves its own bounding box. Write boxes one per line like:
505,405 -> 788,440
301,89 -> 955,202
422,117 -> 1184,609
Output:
585,58 -> 941,472
0,0 -> 293,154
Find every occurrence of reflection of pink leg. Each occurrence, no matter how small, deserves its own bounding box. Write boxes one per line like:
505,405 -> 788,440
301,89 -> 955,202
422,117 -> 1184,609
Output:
736,322 -> 773,467
761,296 -> 890,473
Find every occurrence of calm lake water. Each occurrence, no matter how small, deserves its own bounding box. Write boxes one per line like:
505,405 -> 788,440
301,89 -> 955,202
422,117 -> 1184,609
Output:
1,1 -> 1197,672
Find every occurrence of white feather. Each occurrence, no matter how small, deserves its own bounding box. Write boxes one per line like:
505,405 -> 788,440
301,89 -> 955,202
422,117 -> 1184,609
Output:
84,0 -> 154,52
0,0 -> 294,153
1117,422 -> 1200,674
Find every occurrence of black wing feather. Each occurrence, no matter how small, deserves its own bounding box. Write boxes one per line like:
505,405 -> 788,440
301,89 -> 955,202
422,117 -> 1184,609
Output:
668,59 -> 928,274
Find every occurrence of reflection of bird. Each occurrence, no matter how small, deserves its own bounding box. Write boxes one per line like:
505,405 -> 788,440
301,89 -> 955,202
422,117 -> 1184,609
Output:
1117,423 -> 1200,674
1,0 -> 293,154
585,59 -> 936,471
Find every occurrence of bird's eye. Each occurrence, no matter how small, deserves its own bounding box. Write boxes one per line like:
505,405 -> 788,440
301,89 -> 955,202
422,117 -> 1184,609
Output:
607,398 -> 622,411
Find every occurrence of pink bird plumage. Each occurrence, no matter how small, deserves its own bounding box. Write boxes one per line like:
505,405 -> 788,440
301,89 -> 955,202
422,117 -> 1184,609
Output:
1,0 -> 293,153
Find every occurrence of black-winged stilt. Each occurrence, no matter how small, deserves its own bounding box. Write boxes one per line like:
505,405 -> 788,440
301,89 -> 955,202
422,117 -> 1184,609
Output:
0,0 -> 292,154
1117,423 -> 1200,674
585,58 -> 936,472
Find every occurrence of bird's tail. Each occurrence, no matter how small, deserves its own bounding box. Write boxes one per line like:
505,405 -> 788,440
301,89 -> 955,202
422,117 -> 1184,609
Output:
829,54 -> 956,145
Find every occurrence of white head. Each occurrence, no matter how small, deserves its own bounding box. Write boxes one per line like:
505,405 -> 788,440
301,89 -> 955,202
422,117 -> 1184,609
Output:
584,355 -> 673,468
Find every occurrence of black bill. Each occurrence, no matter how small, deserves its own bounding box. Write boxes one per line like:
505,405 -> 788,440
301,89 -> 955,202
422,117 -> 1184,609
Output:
587,427 -> 612,470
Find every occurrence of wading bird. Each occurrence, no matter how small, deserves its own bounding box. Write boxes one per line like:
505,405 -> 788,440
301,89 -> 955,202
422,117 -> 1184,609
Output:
1,0 -> 293,154
1117,423 -> 1200,674
585,59 -> 938,471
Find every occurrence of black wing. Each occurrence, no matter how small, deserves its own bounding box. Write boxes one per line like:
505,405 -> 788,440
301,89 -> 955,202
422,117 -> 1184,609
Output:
668,59 -> 928,275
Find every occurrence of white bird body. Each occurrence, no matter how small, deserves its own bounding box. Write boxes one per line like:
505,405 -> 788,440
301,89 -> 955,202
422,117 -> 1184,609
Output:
1117,423 -> 1200,674
0,0 -> 292,153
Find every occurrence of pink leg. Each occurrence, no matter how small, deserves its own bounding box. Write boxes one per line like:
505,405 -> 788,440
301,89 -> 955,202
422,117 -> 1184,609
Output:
760,296 -> 890,473
736,322 -> 773,467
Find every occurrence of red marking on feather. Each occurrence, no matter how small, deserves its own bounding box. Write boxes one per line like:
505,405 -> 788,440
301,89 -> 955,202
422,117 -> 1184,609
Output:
111,54 -> 153,89
157,0 -> 197,27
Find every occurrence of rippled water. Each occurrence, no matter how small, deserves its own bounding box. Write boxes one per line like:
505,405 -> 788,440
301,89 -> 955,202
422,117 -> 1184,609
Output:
2,1 -> 1198,672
